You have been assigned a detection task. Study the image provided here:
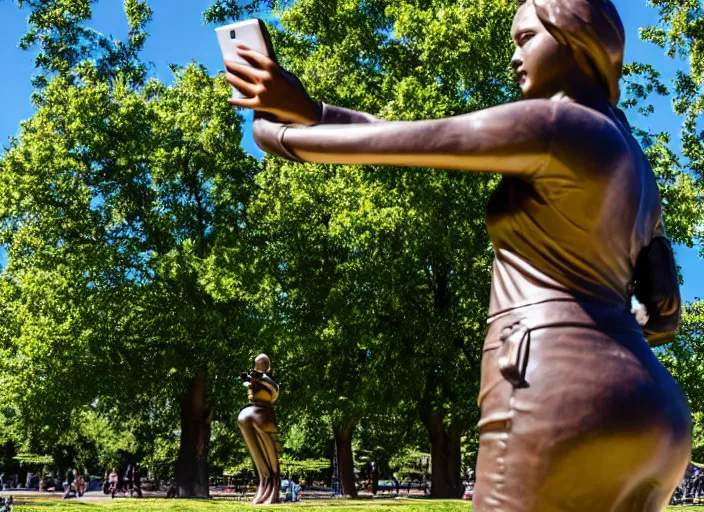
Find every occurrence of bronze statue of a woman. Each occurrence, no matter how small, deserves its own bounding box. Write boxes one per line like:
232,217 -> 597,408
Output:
224,0 -> 691,509
238,354 -> 280,504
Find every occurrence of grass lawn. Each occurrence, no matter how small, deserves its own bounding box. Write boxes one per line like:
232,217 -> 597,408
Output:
8,498 -> 704,511
13,498 -> 469,511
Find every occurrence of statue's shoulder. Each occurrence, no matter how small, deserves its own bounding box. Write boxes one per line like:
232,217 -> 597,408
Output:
549,101 -> 624,137
544,102 -> 630,178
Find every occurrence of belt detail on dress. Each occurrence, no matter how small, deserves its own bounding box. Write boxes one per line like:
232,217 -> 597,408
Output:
487,299 -> 642,390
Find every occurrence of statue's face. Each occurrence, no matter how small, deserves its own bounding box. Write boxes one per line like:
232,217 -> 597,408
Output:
511,2 -> 575,99
254,355 -> 270,373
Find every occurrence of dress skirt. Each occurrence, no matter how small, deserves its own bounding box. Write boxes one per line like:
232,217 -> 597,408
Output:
472,300 -> 691,512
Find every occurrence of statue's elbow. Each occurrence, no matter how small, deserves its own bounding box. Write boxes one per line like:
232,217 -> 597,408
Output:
644,302 -> 681,347
252,116 -> 301,161
252,117 -> 272,154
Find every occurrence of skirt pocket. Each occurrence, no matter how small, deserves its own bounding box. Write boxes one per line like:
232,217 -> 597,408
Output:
497,321 -> 531,388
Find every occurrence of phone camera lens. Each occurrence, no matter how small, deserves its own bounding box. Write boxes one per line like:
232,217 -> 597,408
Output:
230,30 -> 236,39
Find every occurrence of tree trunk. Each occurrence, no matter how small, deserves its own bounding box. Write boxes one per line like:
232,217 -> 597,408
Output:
175,368 -> 213,498
333,421 -> 358,498
425,412 -> 463,498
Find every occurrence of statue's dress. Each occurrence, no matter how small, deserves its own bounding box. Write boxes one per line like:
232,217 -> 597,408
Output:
238,374 -> 280,504
253,99 -> 691,512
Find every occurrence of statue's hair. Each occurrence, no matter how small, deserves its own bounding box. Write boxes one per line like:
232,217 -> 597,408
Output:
516,0 -> 625,106
255,353 -> 272,373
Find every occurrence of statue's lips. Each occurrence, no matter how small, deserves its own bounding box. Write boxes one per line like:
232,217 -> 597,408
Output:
513,71 -> 527,84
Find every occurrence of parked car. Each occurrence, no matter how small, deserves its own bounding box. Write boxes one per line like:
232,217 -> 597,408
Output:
376,480 -> 397,492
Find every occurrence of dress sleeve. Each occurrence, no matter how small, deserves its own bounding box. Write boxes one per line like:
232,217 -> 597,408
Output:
317,103 -> 383,125
632,221 -> 682,346
252,99 -> 559,178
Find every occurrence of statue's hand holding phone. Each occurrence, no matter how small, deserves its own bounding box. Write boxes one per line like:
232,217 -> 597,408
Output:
216,19 -> 321,126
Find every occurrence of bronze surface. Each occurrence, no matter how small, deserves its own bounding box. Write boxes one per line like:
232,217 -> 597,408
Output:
237,354 -> 281,504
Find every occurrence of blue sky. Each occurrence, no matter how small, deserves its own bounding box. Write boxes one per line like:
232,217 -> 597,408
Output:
0,0 -> 701,302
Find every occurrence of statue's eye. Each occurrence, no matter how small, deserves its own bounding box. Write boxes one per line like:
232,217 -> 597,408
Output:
520,32 -> 535,45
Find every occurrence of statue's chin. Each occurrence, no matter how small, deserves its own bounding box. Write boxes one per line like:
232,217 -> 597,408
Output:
519,81 -> 533,98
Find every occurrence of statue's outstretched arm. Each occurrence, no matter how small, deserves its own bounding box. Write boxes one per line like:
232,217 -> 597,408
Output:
253,99 -> 561,177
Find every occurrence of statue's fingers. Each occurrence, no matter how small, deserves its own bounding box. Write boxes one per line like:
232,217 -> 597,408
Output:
225,72 -> 261,97
228,96 -> 261,109
236,45 -> 276,71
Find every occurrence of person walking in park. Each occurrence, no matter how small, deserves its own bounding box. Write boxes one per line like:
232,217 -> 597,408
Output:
223,0 -> 690,510
108,468 -> 118,498
130,463 -> 143,498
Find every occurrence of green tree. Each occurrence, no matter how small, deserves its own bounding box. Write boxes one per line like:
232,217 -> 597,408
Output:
0,0 -> 261,496
658,301 -> 704,458
13,0 -> 151,86
629,0 -> 704,249
247,159 -> 420,497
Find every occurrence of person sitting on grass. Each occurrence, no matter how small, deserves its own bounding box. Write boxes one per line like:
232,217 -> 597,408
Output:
62,468 -> 79,499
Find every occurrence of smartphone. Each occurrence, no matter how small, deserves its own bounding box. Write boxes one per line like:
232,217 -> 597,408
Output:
216,19 -> 277,99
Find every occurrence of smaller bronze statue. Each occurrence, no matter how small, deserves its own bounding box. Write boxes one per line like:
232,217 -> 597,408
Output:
237,354 -> 281,504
